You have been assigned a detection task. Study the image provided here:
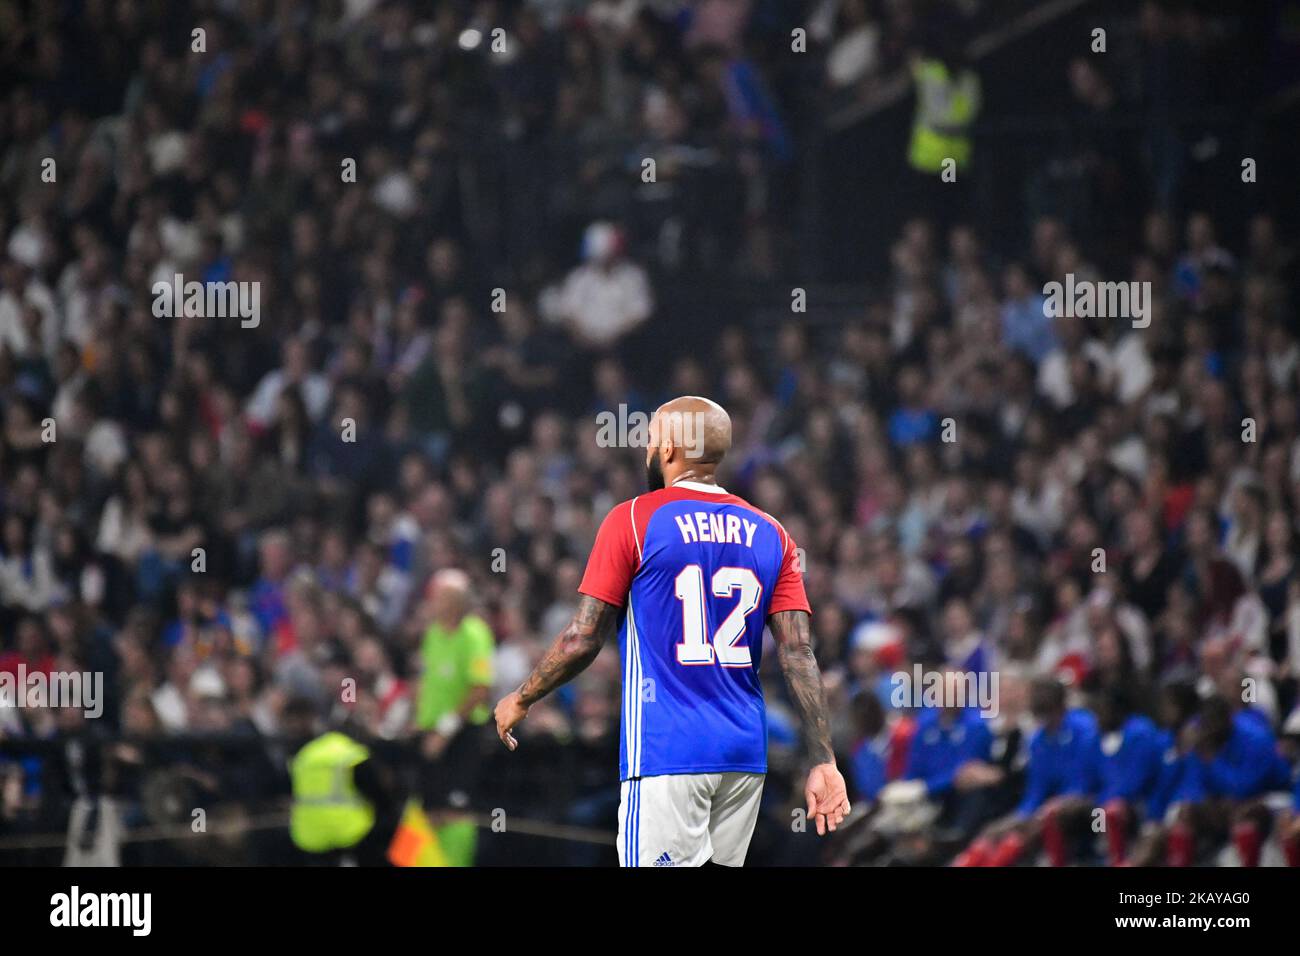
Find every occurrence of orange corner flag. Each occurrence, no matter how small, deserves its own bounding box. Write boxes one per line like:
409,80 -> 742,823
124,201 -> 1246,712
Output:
387,800 -> 450,867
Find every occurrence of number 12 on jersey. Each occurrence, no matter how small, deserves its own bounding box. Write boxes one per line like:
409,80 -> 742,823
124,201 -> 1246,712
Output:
673,564 -> 763,667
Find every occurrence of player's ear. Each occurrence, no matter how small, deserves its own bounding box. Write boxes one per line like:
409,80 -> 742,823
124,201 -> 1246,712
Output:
658,411 -> 680,463
661,436 -> 680,465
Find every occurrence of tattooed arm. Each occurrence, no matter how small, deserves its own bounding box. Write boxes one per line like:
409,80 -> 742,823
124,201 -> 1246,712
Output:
770,610 -> 835,763
769,609 -> 851,834
494,594 -> 620,749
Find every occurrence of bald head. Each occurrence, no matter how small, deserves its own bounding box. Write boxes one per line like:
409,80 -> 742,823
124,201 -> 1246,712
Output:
646,396 -> 732,489
427,568 -> 471,627
430,568 -> 470,594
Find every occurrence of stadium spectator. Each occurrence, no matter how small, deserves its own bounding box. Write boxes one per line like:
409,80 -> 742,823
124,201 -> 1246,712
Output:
541,221 -> 654,354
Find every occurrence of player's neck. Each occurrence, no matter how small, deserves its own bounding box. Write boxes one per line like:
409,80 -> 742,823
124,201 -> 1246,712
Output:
668,471 -> 719,488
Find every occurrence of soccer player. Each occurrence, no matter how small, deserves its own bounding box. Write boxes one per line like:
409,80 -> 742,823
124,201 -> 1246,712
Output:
1085,684 -> 1166,865
951,677 -> 1099,866
903,678 -> 1002,841
1123,680 -> 1199,866
1162,695 -> 1290,867
493,396 -> 849,866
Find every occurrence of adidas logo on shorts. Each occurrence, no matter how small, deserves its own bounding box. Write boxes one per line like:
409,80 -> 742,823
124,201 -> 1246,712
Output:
653,852 -> 674,867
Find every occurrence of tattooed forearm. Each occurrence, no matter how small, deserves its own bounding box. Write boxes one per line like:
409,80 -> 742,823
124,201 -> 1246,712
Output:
517,595 -> 619,706
770,610 -> 835,765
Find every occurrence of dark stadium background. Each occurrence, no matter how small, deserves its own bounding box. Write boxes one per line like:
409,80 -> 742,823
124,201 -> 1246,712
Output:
1,0 -> 1299,867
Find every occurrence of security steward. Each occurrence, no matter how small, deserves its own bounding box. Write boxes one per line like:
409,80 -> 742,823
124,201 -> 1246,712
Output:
284,696 -> 398,866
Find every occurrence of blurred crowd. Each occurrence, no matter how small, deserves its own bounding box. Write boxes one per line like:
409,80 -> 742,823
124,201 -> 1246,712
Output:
2,0 -> 1299,865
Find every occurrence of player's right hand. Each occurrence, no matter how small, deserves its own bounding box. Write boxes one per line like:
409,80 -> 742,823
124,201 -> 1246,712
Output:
494,691 -> 529,751
804,762 -> 851,835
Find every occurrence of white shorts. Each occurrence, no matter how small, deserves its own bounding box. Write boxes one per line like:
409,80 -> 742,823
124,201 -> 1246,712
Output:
617,772 -> 765,867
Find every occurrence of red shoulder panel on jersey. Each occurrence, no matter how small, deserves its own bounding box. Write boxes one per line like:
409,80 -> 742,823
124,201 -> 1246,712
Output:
577,486 -> 810,615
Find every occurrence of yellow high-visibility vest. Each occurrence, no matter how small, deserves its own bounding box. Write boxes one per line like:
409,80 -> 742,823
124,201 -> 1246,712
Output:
908,58 -> 980,173
289,732 -> 376,853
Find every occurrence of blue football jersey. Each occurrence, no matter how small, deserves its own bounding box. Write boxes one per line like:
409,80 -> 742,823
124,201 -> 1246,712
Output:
578,481 -> 810,780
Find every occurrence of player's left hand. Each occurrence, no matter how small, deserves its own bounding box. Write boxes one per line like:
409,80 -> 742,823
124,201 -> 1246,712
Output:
494,691 -> 529,751
804,762 -> 851,835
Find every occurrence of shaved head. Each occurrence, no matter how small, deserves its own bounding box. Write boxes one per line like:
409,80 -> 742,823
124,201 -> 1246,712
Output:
430,568 -> 470,594
427,568 -> 471,627
646,396 -> 732,490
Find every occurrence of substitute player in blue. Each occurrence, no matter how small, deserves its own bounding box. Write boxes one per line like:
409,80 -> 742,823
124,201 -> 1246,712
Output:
903,683 -> 1002,841
1162,694 -> 1290,866
1059,684 -> 1165,865
953,677 -> 1100,866
494,396 -> 850,866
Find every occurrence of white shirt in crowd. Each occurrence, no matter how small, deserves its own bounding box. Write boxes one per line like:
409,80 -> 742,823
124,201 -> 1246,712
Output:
0,278 -> 58,357
544,258 -> 653,349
